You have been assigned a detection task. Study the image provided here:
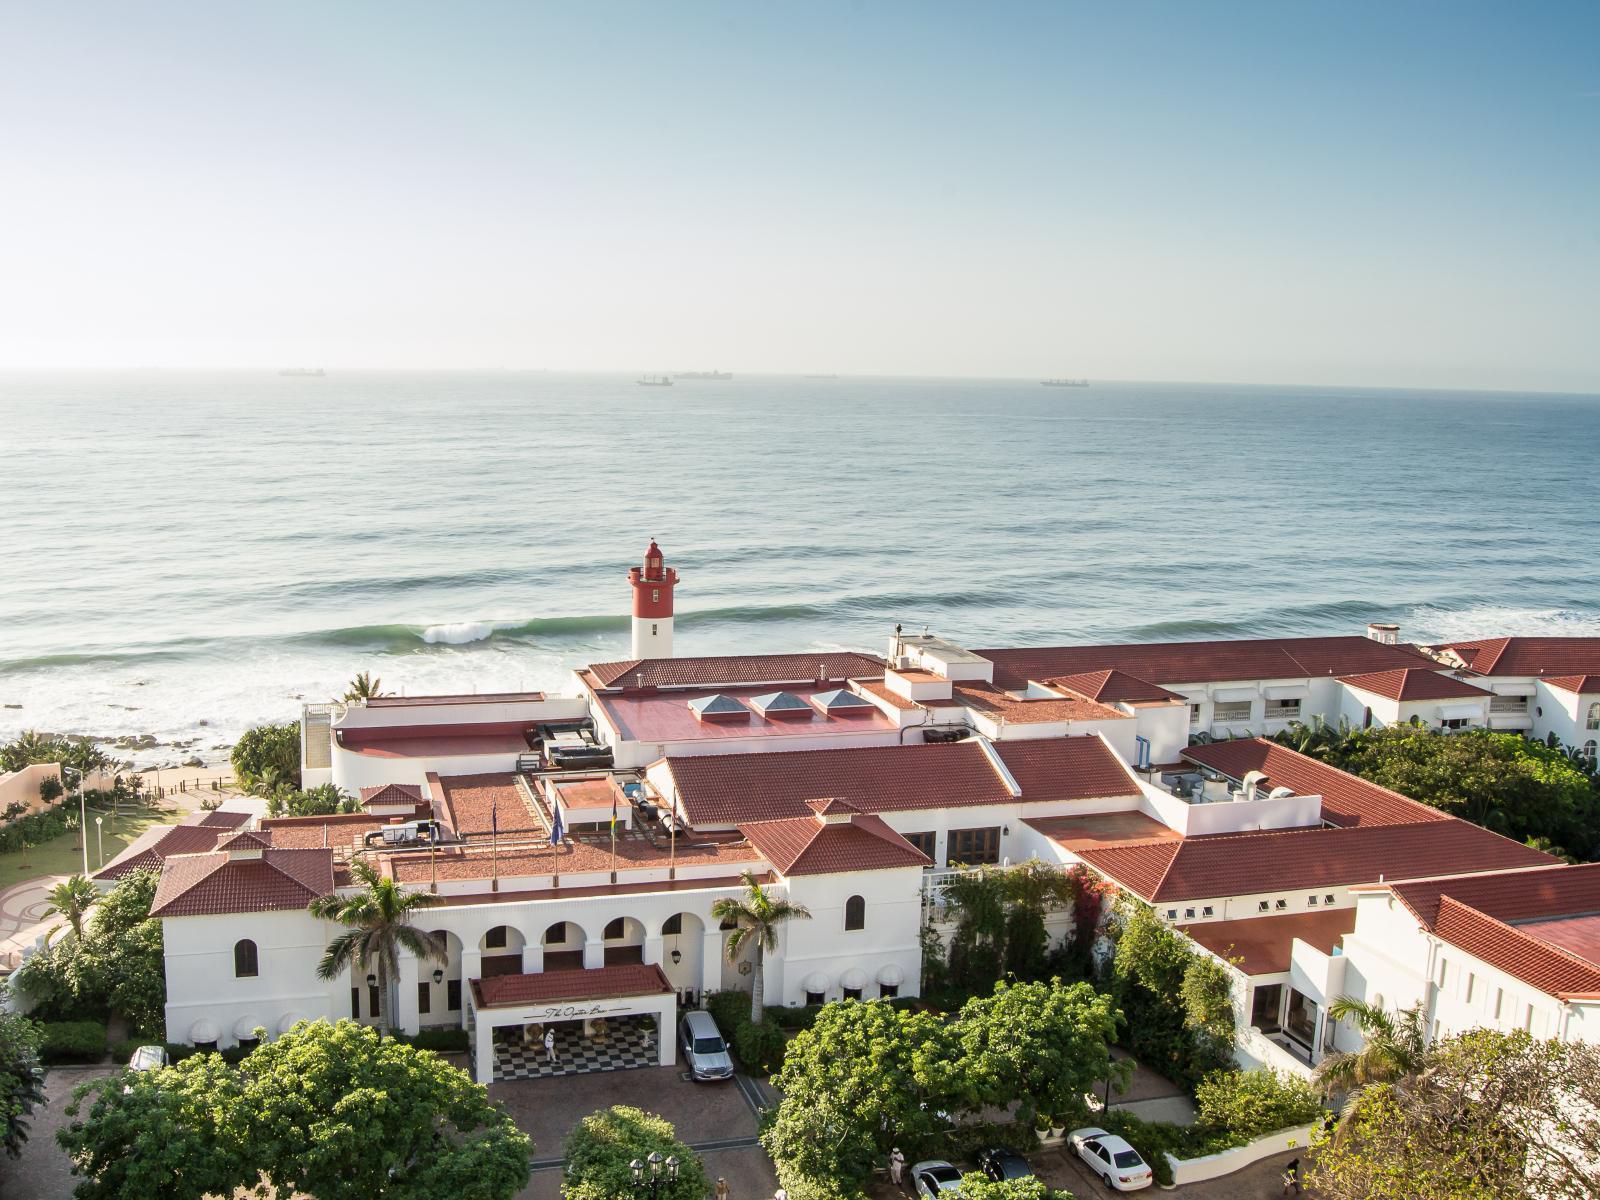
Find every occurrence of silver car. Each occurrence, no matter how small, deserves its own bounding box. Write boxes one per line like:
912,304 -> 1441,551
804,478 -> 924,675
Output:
679,1010 -> 734,1081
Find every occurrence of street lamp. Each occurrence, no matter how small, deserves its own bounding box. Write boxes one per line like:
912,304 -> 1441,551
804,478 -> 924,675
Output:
630,1151 -> 679,1199
95,816 -> 104,868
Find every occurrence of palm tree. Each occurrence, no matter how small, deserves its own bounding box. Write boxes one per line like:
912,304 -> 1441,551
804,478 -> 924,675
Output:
710,871 -> 812,1024
309,861 -> 444,1034
1315,996 -> 1428,1097
342,671 -> 389,702
44,874 -> 98,940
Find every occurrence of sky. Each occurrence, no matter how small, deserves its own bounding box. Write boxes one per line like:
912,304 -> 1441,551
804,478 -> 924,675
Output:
0,1 -> 1596,391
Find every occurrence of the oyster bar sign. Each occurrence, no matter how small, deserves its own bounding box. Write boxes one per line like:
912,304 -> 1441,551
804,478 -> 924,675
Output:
531,998 -> 658,1021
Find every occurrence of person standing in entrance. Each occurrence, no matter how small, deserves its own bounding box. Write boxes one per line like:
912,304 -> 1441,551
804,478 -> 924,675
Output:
889,1148 -> 906,1189
544,1026 -> 557,1064
714,1178 -> 730,1200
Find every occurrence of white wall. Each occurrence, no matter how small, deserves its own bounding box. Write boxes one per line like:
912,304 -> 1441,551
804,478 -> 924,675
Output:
777,865 -> 925,1004
333,696 -> 588,730
1135,778 -> 1323,838
331,747 -> 521,794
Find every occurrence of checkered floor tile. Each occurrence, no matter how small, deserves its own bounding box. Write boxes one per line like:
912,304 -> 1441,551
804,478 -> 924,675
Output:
493,1015 -> 659,1081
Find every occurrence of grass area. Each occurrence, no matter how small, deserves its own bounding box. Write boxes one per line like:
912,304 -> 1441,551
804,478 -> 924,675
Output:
2,804 -> 176,884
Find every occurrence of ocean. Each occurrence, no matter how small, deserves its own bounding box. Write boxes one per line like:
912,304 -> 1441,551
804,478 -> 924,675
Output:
3,371 -> 1599,767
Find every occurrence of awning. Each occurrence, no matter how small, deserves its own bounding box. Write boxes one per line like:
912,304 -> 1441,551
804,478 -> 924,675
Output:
233,1015 -> 265,1041
840,967 -> 868,990
1263,686 -> 1306,700
277,1012 -> 307,1035
802,971 -> 829,993
189,1018 -> 219,1044
876,963 -> 905,987
1493,683 -> 1536,696
1213,687 -> 1260,702
1439,704 -> 1485,720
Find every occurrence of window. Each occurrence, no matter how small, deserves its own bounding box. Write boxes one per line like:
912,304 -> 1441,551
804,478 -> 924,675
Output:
1524,1003 -> 1535,1032
1183,908 -> 1196,920
805,990 -> 825,1005
844,895 -> 866,931
233,939 -> 258,978
418,981 -> 431,1015
1202,906 -> 1214,918
842,986 -> 863,1001
1258,901 -> 1270,913
369,982 -> 380,1016
662,913 -> 683,936
879,983 -> 899,999
485,925 -> 508,949
1588,703 -> 1600,731
1214,700 -> 1252,723
1494,988 -> 1504,1020
1363,706 -> 1374,729
1464,973 -> 1476,1004
1437,957 -> 1449,987
651,623 -> 658,636
1307,894 -> 1319,906
1441,717 -> 1471,731
1490,695 -> 1528,714
604,918 -> 625,940
719,915 -> 738,931
447,979 -> 462,1011
1325,894 -> 1336,905
1584,740 -> 1598,764
351,987 -> 360,1019
946,826 -> 1001,865
1274,898 -> 1288,910
1189,703 -> 1202,725
1165,909 -> 1178,920
544,922 -> 572,945
651,588 -> 660,603
1265,698 -> 1302,720
903,831 -> 936,860
1135,735 -> 1151,770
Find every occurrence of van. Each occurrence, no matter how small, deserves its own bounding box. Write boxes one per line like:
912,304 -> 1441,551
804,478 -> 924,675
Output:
678,1009 -> 734,1081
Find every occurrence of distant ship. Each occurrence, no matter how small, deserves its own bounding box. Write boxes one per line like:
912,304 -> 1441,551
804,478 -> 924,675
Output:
1041,378 -> 1088,387
636,375 -> 674,386
279,367 -> 325,377
675,370 -> 731,380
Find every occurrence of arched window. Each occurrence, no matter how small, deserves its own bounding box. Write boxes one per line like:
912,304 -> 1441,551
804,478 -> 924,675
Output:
542,922 -> 570,946
662,913 -> 683,936
484,925 -> 508,949
233,939 -> 258,978
1584,740 -> 1598,764
604,917 -> 625,940
1587,703 -> 1600,731
1363,706 -> 1373,729
844,895 -> 866,931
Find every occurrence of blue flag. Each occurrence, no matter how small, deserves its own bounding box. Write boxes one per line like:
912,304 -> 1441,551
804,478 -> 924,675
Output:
550,800 -> 566,846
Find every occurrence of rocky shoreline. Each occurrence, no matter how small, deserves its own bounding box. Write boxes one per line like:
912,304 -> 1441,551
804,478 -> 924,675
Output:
13,729 -> 235,772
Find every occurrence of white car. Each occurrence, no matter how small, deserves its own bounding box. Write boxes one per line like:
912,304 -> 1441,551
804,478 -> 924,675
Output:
910,1160 -> 963,1199
1068,1128 -> 1153,1192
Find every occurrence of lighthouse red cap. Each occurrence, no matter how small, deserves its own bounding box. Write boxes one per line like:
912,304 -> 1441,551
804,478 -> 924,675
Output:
629,540 -> 677,618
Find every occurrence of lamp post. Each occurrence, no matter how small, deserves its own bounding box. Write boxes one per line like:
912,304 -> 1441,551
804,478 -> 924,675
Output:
95,816 -> 104,868
630,1151 -> 679,1200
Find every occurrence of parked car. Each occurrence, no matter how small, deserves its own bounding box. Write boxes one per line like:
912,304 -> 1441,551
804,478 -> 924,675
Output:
678,1010 -> 734,1081
1068,1128 -> 1153,1192
911,1160 -> 964,1199
975,1147 -> 1033,1182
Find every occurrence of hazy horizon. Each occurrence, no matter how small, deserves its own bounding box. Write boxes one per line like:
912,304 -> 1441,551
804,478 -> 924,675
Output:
2,2 -> 1597,392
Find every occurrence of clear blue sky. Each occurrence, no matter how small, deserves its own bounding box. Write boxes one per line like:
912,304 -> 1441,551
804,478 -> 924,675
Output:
1,1 -> 1596,389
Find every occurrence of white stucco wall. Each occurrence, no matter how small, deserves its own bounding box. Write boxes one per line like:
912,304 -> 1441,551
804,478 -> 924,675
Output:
777,865 -> 925,1004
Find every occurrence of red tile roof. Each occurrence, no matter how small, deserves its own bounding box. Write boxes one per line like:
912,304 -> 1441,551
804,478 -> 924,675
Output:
1076,820 -> 1553,904
1434,637 -> 1600,676
1186,908 -> 1357,976
217,829 -> 273,851
93,823 -> 228,881
1181,739 -> 1451,829
951,681 -> 1128,724
471,963 -> 673,1009
1338,668 -> 1492,701
150,848 -> 335,917
435,773 -> 540,836
737,812 -> 930,876
1435,901 -> 1600,999
979,636 -> 1441,690
1047,669 -> 1187,704
1545,675 -> 1600,696
1022,811 -> 1182,853
665,736 -> 1138,827
588,652 -> 884,689
1382,862 -> 1600,930
359,783 -> 424,807
192,810 -> 252,830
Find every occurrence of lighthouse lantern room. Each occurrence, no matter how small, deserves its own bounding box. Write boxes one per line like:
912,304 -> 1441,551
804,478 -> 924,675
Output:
628,540 -> 678,658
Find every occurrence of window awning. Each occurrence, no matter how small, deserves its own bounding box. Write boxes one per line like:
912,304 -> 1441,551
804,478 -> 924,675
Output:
1438,703 -> 1485,719
233,1015 -> 265,1041
1263,686 -> 1306,700
1213,687 -> 1260,702
803,971 -> 829,993
840,967 -> 868,990
1493,683 -> 1537,696
876,963 -> 905,987
190,1018 -> 219,1043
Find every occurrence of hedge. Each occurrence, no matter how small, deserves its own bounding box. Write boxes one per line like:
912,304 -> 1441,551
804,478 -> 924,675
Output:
705,992 -> 788,1075
0,804 -> 74,855
37,1020 -> 108,1064
400,1028 -> 470,1053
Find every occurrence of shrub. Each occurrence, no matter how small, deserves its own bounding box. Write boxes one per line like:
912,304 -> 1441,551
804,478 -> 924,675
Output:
38,775 -> 63,802
1194,1068 -> 1325,1138
768,1003 -> 824,1029
403,1028 -> 470,1053
564,1105 -> 707,1200
1100,1110 -> 1245,1187
956,1174 -> 1077,1200
733,1017 -> 786,1075
37,1020 -> 107,1064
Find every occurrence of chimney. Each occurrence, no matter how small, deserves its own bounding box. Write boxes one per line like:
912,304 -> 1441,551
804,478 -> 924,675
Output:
1366,622 -> 1400,645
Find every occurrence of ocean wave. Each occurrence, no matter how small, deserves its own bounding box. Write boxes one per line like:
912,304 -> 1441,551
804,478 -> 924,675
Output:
1407,604 -> 1600,643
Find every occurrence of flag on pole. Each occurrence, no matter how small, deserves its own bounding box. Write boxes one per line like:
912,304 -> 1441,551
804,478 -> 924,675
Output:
490,797 -> 499,883
550,799 -> 566,846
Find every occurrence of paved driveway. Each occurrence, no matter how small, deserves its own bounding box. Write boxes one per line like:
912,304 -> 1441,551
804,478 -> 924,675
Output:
0,1065 -> 113,1200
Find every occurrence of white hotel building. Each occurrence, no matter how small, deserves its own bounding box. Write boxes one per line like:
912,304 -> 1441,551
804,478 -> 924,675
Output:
121,543 -> 1600,1083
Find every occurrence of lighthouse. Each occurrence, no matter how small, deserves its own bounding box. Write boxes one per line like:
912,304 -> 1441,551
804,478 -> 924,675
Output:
628,540 -> 678,659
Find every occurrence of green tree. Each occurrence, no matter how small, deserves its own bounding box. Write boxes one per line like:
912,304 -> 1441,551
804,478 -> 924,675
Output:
45,874 -> 99,941
310,861 -> 444,1033
957,1174 -> 1076,1200
58,1020 -> 531,1200
710,871 -> 812,1023
342,670 -> 390,701
0,732 -> 114,779
940,859 -> 1082,992
1193,1068 -> 1323,1138
562,1105 -> 707,1200
267,782 -> 358,818
1313,997 -> 1426,1096
0,981 -> 46,1159
953,979 -> 1121,1122
230,721 -> 301,794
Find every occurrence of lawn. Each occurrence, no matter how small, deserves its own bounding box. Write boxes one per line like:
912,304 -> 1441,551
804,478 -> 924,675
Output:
2,803 -> 176,883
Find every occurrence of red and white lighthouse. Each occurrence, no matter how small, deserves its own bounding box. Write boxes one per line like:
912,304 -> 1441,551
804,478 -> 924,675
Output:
628,540 -> 678,659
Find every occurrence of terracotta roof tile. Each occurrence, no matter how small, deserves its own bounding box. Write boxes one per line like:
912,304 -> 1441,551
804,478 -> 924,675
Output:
1434,899 -> 1600,999
851,679 -> 924,711
1434,637 -> 1600,676
472,963 -> 673,1008
979,636 -> 1441,690
1046,669 -> 1187,704
1186,908 -> 1357,976
737,812 -> 929,876
994,737 -> 1143,799
1181,739 -> 1452,829
359,783 -> 424,807
951,681 -> 1129,724
1077,820 -> 1553,904
588,652 -> 884,689
192,810 -> 252,830
1545,675 -> 1600,696
1021,812 -> 1182,853
1338,668 -> 1492,701
94,823 -> 227,881
150,848 -> 335,917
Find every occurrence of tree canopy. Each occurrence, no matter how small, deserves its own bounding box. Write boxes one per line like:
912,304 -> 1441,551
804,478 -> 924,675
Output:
562,1105 -> 707,1200
957,1174 -> 1076,1200
0,982 -> 45,1159
58,1019 -> 531,1200
230,721 -> 301,793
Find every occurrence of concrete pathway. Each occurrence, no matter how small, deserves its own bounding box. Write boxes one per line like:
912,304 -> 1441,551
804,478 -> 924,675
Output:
0,874 -> 67,971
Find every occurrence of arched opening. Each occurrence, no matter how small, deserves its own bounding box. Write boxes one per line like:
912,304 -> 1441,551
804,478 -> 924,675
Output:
419,929 -> 464,1026
1584,740 -> 1598,765
234,939 -> 259,978
1362,706 -> 1373,729
602,916 -> 647,967
542,920 -> 587,972
479,925 -> 526,978
659,912 -> 706,1002
844,895 -> 866,931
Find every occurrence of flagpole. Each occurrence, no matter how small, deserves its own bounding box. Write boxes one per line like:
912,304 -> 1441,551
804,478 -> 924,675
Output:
491,797 -> 499,892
